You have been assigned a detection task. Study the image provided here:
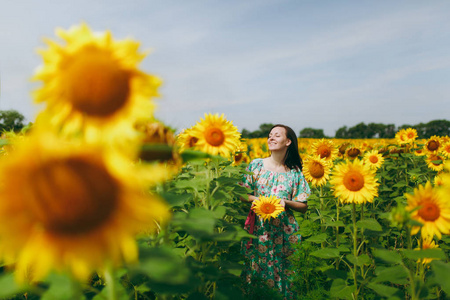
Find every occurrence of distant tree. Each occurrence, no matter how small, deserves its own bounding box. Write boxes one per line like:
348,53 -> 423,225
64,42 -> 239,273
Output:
335,126 -> 349,138
258,123 -> 275,138
299,127 -> 325,138
423,120 -> 450,138
347,122 -> 368,139
241,128 -> 251,139
0,110 -> 25,132
381,124 -> 396,138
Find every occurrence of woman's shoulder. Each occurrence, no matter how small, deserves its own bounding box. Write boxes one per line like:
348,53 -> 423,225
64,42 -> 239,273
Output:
249,158 -> 264,167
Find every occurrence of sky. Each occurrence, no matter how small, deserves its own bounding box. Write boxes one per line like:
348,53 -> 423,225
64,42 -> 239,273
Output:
1,0 -> 450,136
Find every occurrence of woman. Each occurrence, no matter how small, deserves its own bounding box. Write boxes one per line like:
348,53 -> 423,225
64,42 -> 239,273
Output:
240,124 -> 310,299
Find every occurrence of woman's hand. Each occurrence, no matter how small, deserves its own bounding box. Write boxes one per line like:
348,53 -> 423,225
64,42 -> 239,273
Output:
279,199 -> 286,208
283,199 -> 308,213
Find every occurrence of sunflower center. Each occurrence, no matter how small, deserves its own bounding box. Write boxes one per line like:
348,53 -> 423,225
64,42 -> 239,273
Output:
317,145 -> 330,158
427,140 -> 440,151
309,161 -> 325,178
343,170 -> 365,191
347,148 -> 360,158
261,203 -> 276,214
188,136 -> 199,148
234,153 -> 243,162
369,155 -> 379,164
64,47 -> 130,117
27,156 -> 119,236
407,133 -> 415,139
418,201 -> 440,221
205,127 -> 225,146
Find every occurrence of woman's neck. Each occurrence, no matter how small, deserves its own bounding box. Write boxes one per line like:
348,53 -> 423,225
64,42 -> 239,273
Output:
269,151 -> 286,167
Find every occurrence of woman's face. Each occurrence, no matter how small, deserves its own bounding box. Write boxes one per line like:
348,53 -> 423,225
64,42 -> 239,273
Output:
268,127 -> 291,152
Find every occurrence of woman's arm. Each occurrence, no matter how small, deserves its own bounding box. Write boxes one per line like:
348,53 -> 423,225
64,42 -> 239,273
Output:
283,199 -> 308,213
240,194 -> 258,203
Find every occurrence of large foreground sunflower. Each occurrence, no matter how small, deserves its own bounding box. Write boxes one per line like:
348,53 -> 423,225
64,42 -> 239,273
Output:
0,135 -> 169,282
33,23 -> 161,138
302,155 -> 331,187
406,182 -> 450,239
190,113 -> 241,157
252,196 -> 285,222
330,159 -> 379,204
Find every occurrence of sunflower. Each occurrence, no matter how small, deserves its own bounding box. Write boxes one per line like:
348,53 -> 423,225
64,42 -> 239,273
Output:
176,127 -> 199,153
233,142 -> 250,166
424,136 -> 441,153
404,128 -> 418,144
0,134 -> 169,282
414,148 -> 426,156
310,139 -> 338,163
426,153 -> 445,172
363,150 -> 385,170
418,235 -> 439,264
302,155 -> 331,187
395,129 -> 408,145
346,146 -> 361,159
406,182 -> 450,239
252,195 -> 285,222
190,113 -> 241,157
33,23 -> 161,138
434,175 -> 444,187
440,141 -> 450,159
330,159 -> 379,204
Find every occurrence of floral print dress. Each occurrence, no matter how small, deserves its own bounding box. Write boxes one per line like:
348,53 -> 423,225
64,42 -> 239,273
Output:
240,158 -> 311,299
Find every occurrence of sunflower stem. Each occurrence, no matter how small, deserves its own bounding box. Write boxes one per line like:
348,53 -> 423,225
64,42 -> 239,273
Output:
351,202 -> 359,299
319,186 -> 325,248
104,267 -> 117,300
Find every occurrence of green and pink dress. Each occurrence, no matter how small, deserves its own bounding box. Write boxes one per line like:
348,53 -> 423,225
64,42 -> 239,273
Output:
240,158 -> 310,299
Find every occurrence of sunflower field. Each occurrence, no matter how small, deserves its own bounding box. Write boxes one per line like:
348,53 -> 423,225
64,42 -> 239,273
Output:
0,23 -> 450,300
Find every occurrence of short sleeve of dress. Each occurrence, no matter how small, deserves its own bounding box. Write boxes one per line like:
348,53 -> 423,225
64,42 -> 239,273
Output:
291,171 -> 311,202
240,159 -> 258,192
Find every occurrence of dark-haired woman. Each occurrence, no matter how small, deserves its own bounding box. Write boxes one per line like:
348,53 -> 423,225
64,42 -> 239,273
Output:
240,124 -> 310,299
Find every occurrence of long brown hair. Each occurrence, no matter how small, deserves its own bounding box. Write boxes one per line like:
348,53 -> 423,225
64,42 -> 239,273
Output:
269,124 -> 303,171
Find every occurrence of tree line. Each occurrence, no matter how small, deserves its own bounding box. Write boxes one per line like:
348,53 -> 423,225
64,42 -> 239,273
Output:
241,120 -> 450,139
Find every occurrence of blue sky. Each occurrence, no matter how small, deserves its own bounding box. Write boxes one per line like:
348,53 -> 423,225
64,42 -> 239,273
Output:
1,1 -> 450,136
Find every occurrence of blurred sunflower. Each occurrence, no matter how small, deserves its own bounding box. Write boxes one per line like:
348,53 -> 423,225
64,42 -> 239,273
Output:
233,142 -> 250,166
33,23 -> 161,138
346,146 -> 361,159
404,128 -> 418,144
330,159 -> 379,204
417,235 -> 439,264
363,150 -> 384,170
310,139 -> 338,163
176,127 -> 199,153
440,141 -> 450,159
406,182 -> 450,239
338,142 -> 350,156
434,175 -> 444,187
190,113 -> 241,157
252,195 -> 284,222
395,129 -> 408,145
414,148 -> 426,156
302,155 -> 331,187
0,135 -> 169,282
424,136 -> 441,153
426,153 -> 445,172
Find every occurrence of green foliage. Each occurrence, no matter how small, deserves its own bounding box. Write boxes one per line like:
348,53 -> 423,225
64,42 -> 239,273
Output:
299,127 -> 325,138
0,110 -> 25,132
290,146 -> 450,299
